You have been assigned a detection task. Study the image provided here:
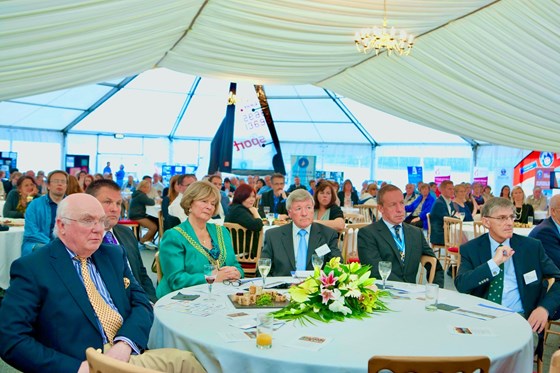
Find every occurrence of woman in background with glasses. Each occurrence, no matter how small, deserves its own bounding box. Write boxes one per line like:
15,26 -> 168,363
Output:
157,181 -> 243,298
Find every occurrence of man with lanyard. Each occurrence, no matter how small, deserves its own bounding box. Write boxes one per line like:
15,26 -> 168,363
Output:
21,169 -> 68,255
358,184 -> 443,287
259,173 -> 288,220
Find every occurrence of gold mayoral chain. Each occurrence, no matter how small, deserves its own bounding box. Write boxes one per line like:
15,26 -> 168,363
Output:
174,226 -> 227,267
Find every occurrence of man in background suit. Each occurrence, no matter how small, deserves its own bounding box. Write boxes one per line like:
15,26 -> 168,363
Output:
262,189 -> 341,276
429,179 -> 455,246
86,179 -> 157,303
455,197 -> 560,334
529,194 -> 560,269
259,173 -> 288,219
358,184 -> 444,287
0,193 -> 204,373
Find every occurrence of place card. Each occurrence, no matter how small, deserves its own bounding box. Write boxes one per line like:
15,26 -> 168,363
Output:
448,326 -> 495,336
285,335 -> 333,351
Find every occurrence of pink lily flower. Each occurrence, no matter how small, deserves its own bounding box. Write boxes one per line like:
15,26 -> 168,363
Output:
320,271 -> 338,288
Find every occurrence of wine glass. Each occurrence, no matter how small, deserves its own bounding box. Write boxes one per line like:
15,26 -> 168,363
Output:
203,264 -> 217,301
378,261 -> 392,290
312,254 -> 323,271
258,258 -> 271,287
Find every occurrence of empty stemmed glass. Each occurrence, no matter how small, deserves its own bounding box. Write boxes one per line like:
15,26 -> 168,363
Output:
378,261 -> 392,290
312,254 -> 323,271
258,258 -> 271,287
203,264 -> 217,300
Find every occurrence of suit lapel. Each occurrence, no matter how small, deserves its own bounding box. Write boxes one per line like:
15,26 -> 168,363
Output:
49,240 -> 100,331
510,234 -> 528,306
283,224 -> 296,269
376,221 -> 401,263
307,224 -> 324,267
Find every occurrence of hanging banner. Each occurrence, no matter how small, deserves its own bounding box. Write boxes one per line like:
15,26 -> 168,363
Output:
407,166 -> 423,185
473,167 -> 488,186
513,151 -> 560,189
434,166 -> 451,185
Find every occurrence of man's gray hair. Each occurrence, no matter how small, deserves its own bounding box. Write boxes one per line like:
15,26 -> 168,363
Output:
52,197 -> 72,237
286,189 -> 314,210
481,197 -> 514,218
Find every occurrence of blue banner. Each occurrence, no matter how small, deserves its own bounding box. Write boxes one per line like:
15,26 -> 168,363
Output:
407,166 -> 423,185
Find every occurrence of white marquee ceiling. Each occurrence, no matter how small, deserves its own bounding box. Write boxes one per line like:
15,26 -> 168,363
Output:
1,0 -> 558,150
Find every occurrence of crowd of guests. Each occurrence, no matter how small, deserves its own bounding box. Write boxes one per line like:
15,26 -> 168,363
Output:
1,165 -> 560,372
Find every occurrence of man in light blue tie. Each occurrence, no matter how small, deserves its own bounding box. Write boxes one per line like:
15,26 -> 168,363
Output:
262,189 -> 342,277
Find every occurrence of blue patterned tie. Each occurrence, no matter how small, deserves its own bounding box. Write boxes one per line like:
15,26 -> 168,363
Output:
297,229 -> 308,271
103,231 -> 118,245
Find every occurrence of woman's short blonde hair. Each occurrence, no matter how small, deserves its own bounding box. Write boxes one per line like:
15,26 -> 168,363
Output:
137,179 -> 152,193
180,180 -> 221,216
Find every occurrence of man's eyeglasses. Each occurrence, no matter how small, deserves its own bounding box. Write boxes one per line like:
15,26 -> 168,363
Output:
63,217 -> 110,229
486,215 -> 515,222
223,279 -> 242,287
50,179 -> 67,185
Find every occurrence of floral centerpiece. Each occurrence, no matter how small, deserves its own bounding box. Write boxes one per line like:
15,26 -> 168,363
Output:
273,258 -> 390,324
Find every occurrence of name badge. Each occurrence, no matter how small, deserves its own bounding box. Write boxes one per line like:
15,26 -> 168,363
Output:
315,244 -> 331,257
523,270 -> 538,285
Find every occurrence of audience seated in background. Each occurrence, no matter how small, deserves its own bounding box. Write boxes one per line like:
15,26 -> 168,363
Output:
359,183 -> 378,205
224,183 -> 264,256
404,182 -> 434,229
258,173 -> 288,219
152,173 -> 165,198
122,175 -> 137,192
0,193 -> 205,373
208,174 -> 231,218
511,186 -> 534,224
358,184 -> 444,287
452,184 -> 475,222
157,181 -> 243,298
3,175 -> 39,218
128,179 -> 158,248
526,186 -> 548,212
500,185 -> 511,199
22,170 -> 68,256
338,179 -> 359,207
257,175 -> 272,195
86,179 -> 157,303
471,182 -> 486,210
529,195 -> 560,270
261,189 -> 342,276
3,171 -> 21,196
403,183 -> 418,206
287,176 -> 307,194
313,180 -> 345,232
429,179 -> 455,246
168,174 -> 197,223
66,174 -> 84,195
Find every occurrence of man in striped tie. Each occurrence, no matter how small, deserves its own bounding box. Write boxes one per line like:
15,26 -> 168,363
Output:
456,197 -> 560,333
0,193 -> 205,373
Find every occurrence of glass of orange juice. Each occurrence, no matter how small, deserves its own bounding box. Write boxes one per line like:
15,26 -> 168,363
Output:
256,313 -> 274,349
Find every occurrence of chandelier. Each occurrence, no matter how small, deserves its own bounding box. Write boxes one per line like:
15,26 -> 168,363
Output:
354,0 -> 414,56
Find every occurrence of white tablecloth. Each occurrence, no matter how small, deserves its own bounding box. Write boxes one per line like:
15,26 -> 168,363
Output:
146,204 -> 161,218
149,279 -> 533,373
534,211 -> 548,221
0,226 -> 24,289
462,222 -> 534,242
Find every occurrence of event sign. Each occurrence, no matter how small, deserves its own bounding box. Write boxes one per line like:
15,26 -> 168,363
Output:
473,167 -> 488,186
434,166 -> 451,184
407,166 -> 423,185
513,151 -> 559,189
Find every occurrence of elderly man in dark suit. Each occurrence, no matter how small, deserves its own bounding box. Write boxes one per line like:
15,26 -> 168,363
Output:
86,179 -> 157,303
0,193 -> 204,373
261,189 -> 341,276
429,179 -> 455,246
456,197 -> 560,334
358,184 -> 444,287
529,194 -> 560,269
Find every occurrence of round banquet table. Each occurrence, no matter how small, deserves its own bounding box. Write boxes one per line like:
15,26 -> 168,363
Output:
0,225 -> 24,289
148,278 -> 533,373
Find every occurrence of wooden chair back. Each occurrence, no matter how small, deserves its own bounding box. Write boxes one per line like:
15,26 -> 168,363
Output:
157,210 -> 164,243
473,221 -> 488,238
344,212 -> 367,224
153,251 -> 163,283
340,223 -> 369,262
86,347 -> 160,373
223,222 -> 263,277
368,355 -> 491,373
355,204 -> 378,223
418,255 -> 437,284
443,216 -> 463,278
